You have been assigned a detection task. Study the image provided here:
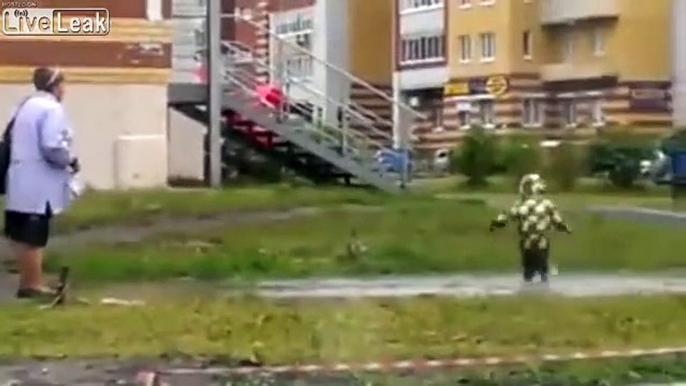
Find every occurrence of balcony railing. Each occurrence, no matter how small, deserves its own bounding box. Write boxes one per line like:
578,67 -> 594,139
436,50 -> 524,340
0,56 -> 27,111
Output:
540,61 -> 618,82
540,0 -> 620,25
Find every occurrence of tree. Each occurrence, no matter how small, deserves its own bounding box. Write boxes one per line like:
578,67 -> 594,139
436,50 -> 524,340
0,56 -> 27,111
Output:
452,127 -> 498,187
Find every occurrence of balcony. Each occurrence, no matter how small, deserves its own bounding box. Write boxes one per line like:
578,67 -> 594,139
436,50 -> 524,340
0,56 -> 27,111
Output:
540,0 -> 620,26
540,61 -> 618,82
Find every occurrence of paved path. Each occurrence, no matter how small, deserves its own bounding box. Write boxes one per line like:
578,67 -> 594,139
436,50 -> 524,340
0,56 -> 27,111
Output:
0,358 -> 684,386
247,273 -> 686,299
588,206 -> 686,226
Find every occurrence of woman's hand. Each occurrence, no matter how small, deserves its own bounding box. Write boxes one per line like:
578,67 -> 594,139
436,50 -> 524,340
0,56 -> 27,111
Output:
69,157 -> 80,173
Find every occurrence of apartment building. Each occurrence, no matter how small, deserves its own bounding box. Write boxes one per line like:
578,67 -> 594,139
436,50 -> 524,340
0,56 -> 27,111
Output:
392,0 -> 448,157
418,0 -> 674,150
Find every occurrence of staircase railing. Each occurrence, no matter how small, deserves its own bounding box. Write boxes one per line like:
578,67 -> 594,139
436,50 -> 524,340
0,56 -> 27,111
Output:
223,68 -> 387,176
219,12 -> 424,184
223,14 -> 423,119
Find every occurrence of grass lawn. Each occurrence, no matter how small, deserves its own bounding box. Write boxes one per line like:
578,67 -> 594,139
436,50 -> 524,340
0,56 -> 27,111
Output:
2,176 -> 674,235
48,197 -> 686,282
39,185 -> 388,234
1,295 -> 684,362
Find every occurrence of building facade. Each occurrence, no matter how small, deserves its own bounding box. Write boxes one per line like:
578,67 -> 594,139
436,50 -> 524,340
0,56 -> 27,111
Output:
411,0 -> 674,151
0,0 -> 173,189
392,0 -> 449,158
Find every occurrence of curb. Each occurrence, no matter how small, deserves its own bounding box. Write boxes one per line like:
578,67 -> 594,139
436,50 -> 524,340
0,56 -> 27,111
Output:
147,346 -> 686,378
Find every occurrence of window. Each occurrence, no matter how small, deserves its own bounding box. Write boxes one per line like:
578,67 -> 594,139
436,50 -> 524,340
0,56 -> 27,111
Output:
562,100 -> 577,126
522,30 -> 532,59
592,29 -> 605,56
479,32 -> 496,61
286,56 -> 313,79
400,34 -> 445,63
458,111 -> 471,129
401,0 -> 443,11
456,102 -> 472,129
563,31 -> 574,62
194,21 -> 206,48
478,100 -> 495,127
146,0 -> 162,21
591,99 -> 605,126
429,104 -> 444,130
459,0 -> 472,9
522,99 -> 542,127
458,35 -> 471,63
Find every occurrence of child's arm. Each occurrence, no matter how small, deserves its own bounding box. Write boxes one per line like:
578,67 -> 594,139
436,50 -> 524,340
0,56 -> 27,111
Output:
545,199 -> 571,234
489,200 -> 520,232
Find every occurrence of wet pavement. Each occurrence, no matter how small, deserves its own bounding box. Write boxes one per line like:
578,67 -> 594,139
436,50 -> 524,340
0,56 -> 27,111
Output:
248,273 -> 686,299
1,359 -> 685,386
587,206 -> 686,226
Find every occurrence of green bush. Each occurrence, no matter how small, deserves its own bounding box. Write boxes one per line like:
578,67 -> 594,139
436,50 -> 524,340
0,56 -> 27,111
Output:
547,142 -> 583,192
452,127 -> 498,187
500,135 -> 543,186
608,154 -> 641,189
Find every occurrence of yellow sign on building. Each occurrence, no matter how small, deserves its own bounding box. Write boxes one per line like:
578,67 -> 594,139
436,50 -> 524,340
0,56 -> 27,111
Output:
485,76 -> 508,96
444,81 -> 469,96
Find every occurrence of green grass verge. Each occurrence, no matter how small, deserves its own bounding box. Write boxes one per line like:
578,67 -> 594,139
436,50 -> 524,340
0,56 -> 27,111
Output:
8,177 -> 676,235
48,198 -> 686,282
1,295 -> 684,362
46,185 -> 388,234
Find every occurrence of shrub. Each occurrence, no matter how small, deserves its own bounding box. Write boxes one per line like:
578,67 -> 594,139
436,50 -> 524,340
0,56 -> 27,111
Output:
500,135 -> 543,186
547,141 -> 583,192
452,127 -> 498,187
608,153 -> 641,189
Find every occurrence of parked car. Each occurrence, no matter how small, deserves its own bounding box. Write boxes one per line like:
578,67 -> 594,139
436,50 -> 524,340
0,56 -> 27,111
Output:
375,148 -> 413,176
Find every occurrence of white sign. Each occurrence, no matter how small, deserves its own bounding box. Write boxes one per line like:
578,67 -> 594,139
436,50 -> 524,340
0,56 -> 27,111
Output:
2,8 -> 110,36
456,102 -> 472,112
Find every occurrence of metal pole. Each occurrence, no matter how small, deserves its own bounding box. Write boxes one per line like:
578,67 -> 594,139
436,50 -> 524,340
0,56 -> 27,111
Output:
207,0 -> 223,187
673,0 -> 686,127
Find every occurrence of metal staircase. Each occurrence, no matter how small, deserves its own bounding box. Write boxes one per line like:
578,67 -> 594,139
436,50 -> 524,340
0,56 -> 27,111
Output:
169,13 -> 423,193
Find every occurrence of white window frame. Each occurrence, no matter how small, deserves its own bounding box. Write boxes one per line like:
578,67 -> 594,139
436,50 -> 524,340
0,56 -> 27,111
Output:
591,99 -> 605,127
522,98 -> 543,128
400,0 -> 444,13
146,0 -> 163,21
479,32 -> 496,62
478,99 -> 495,128
458,35 -> 472,63
459,0 -> 473,9
523,30 -> 532,59
562,99 -> 578,127
592,28 -> 606,57
456,101 -> 472,130
400,34 -> 445,64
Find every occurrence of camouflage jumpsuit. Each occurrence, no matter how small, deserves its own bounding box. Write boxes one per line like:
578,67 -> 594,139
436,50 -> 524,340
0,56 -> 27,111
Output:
489,174 -> 571,282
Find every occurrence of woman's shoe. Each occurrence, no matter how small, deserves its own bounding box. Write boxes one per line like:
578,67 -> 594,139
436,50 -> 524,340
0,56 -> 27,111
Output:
16,286 -> 58,300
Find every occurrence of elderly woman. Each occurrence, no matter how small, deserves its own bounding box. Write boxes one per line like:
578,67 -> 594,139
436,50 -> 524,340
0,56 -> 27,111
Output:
489,174 -> 571,284
4,67 -> 79,299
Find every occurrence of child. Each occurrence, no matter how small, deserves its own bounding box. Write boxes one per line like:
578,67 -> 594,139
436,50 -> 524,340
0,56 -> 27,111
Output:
489,174 -> 571,284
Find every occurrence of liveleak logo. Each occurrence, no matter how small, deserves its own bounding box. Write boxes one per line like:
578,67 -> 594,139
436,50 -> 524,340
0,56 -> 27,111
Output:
1,8 -> 110,36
